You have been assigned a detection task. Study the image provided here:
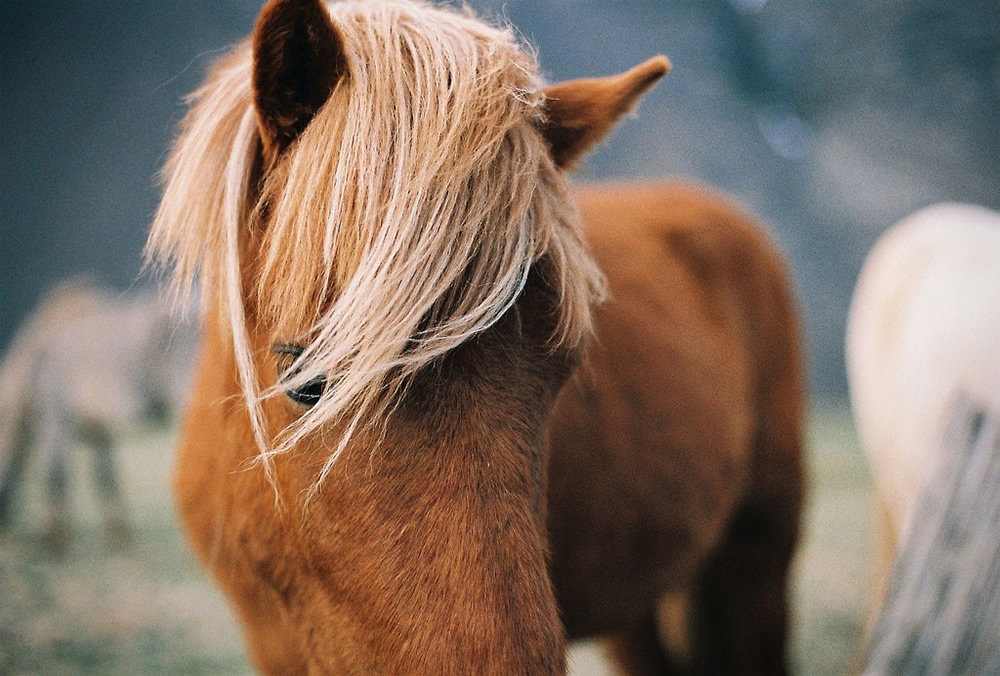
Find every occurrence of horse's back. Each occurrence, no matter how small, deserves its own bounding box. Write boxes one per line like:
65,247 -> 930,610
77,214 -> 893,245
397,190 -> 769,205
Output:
548,182 -> 804,655
847,202 -> 1000,541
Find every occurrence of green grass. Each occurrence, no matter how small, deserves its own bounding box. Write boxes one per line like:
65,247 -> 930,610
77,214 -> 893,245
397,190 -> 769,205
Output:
0,403 -> 873,674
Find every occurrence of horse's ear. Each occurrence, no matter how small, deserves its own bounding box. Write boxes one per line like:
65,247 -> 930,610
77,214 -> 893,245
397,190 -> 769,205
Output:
541,56 -> 670,169
252,0 -> 348,163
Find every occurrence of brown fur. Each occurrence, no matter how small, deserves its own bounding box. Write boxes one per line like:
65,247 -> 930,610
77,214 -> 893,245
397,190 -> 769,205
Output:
550,183 -> 805,673
175,183 -> 803,674
176,272 -> 574,673
161,1 -> 803,673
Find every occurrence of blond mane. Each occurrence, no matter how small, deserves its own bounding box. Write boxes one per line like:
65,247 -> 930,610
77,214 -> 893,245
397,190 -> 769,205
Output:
147,0 -> 604,480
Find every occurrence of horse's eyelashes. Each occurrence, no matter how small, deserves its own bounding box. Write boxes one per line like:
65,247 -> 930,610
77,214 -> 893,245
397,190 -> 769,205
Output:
274,344 -> 326,407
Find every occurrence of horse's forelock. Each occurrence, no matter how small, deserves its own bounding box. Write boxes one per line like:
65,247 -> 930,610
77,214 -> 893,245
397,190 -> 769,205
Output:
148,0 -> 604,479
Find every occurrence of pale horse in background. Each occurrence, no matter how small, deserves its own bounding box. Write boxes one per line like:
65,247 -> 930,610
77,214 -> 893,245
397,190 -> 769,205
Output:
0,279 -> 199,549
846,202 -> 1000,615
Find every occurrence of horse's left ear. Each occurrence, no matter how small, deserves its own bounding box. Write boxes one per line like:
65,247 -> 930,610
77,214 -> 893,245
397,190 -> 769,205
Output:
252,0 -> 348,164
541,56 -> 670,169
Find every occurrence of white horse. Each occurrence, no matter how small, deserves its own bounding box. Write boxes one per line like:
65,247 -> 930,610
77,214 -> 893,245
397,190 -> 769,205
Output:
846,202 -> 1000,611
0,279 -> 198,549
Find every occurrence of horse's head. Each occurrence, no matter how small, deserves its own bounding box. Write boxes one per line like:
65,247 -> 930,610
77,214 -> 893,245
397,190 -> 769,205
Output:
150,0 -> 667,671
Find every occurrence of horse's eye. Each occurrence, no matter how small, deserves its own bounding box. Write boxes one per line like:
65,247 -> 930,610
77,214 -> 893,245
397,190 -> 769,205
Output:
274,344 -> 326,407
284,376 -> 326,407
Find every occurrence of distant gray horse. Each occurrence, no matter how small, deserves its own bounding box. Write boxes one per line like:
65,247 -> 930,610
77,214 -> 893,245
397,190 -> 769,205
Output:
0,279 -> 198,549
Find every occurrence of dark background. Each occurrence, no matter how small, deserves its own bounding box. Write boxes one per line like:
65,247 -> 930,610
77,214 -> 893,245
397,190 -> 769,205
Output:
2,0 -> 998,398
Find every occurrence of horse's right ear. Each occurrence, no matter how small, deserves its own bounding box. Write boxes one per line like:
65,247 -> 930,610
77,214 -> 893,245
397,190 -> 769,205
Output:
541,56 -> 670,169
252,0 -> 348,164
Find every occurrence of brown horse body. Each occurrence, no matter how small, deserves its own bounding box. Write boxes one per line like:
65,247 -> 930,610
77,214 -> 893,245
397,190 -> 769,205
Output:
176,183 -> 802,674
550,184 -> 803,672
157,1 -> 803,673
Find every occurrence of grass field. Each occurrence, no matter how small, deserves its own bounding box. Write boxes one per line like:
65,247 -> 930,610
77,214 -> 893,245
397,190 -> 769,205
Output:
0,402 -> 873,675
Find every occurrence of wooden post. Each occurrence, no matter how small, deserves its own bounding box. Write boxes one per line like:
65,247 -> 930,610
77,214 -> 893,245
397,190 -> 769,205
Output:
862,395 -> 1000,675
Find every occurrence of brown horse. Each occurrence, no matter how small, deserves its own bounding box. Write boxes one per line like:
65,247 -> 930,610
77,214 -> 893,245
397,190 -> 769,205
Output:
148,1 -> 804,673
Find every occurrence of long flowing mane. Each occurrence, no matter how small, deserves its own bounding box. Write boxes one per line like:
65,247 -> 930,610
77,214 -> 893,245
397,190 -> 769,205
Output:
147,0 -> 604,478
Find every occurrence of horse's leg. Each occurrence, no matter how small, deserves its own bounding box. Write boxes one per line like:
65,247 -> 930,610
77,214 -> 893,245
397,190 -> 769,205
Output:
38,412 -> 71,553
608,617 -> 676,674
608,593 -> 693,674
687,494 -> 800,674
0,412 -> 33,529
89,427 -> 131,548
687,395 -> 803,673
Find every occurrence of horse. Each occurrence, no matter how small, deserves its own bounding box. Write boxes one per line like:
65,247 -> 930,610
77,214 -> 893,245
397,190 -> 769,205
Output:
0,278 -> 198,550
147,1 -> 804,672
846,202 -> 1000,624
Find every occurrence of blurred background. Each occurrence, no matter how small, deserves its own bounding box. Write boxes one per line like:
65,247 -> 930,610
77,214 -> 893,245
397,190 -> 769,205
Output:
2,0 -> 998,396
1,1 -> 998,674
